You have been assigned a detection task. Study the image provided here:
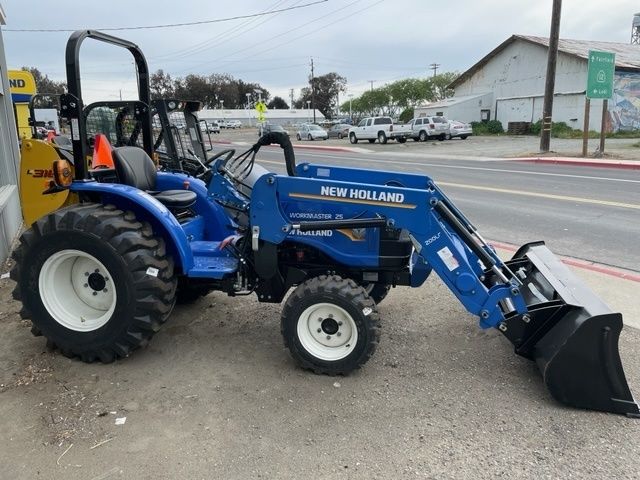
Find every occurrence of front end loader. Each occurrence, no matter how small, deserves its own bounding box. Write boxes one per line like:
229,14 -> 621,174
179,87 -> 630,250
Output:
10,29 -> 638,417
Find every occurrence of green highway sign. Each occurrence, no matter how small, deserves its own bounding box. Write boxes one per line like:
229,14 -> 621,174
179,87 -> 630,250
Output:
586,50 -> 615,99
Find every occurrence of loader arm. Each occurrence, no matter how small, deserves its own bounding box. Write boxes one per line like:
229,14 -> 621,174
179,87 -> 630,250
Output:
249,170 -> 639,417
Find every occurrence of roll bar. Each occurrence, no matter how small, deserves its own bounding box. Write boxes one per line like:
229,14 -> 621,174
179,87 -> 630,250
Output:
61,30 -> 152,180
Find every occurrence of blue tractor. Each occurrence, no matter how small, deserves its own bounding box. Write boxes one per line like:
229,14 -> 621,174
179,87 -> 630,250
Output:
11,31 -> 639,416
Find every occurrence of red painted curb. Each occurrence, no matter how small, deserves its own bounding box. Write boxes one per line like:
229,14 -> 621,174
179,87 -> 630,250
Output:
490,240 -> 640,283
512,157 -> 640,170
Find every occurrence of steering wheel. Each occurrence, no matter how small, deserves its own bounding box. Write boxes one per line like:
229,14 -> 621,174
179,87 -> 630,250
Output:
196,148 -> 236,182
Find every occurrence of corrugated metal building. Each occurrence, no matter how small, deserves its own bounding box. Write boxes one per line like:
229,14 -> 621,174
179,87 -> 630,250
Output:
0,3 -> 23,265
418,35 -> 640,132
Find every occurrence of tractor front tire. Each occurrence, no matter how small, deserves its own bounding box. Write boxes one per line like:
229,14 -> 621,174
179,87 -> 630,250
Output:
11,203 -> 177,363
364,283 -> 391,304
281,275 -> 379,375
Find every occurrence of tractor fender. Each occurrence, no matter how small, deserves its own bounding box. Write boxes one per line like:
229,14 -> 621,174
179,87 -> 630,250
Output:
69,181 -> 194,272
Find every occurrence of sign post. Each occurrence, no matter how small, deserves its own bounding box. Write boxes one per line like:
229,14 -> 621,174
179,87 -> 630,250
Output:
585,50 -> 615,156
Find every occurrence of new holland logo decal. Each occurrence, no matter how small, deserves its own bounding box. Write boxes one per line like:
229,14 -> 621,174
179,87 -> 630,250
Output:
289,186 -> 416,209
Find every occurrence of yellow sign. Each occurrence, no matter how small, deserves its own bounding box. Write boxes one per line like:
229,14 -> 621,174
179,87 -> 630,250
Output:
9,70 -> 37,138
8,70 -> 37,99
255,102 -> 267,113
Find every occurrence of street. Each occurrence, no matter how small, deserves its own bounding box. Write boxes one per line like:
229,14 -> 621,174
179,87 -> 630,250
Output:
254,145 -> 640,272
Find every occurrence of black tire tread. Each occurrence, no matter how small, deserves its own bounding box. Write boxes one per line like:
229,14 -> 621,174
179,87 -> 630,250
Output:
281,275 -> 380,375
10,203 -> 177,363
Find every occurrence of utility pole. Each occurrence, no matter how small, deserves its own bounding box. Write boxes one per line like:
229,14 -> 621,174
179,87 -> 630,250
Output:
540,0 -> 562,153
429,63 -> 440,78
310,57 -> 316,123
289,88 -> 294,110
367,80 -> 375,91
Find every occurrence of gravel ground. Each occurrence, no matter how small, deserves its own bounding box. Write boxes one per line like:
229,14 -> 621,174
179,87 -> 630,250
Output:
1,263 -> 639,479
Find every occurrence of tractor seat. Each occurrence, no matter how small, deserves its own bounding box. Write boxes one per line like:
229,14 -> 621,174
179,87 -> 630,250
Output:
112,146 -> 197,209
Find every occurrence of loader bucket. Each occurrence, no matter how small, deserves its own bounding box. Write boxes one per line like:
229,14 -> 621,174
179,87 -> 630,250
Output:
502,242 -> 639,417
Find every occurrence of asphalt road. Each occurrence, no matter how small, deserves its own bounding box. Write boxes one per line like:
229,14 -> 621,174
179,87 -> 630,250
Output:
249,146 -> 640,272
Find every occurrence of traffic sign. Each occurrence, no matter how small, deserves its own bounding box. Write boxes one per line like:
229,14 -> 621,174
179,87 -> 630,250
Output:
586,50 -> 615,99
255,102 -> 267,122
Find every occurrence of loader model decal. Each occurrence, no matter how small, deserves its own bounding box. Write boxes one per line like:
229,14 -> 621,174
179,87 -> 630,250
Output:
26,169 -> 54,178
289,186 -> 416,209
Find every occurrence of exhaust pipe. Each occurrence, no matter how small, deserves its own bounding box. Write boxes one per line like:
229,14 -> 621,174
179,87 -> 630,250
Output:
499,242 -> 639,417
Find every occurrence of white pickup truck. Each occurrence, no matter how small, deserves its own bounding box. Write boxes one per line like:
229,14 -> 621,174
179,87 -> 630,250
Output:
348,116 -> 411,144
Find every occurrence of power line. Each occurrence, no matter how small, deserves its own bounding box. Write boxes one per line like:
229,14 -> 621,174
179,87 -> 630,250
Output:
3,0 -> 327,32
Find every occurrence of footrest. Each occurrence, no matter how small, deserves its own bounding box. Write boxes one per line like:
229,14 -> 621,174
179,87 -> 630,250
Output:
189,255 -> 238,278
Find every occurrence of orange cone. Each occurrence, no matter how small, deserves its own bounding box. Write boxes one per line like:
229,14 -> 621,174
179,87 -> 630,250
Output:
91,134 -> 114,169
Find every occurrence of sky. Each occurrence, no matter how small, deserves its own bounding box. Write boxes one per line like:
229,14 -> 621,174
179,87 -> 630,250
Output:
1,0 -> 639,105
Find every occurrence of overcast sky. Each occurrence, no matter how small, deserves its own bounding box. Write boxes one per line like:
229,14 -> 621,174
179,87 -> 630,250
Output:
1,0 -> 639,104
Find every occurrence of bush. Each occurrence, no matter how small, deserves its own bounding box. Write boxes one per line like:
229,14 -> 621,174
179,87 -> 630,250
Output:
471,120 -> 503,135
399,107 -> 414,123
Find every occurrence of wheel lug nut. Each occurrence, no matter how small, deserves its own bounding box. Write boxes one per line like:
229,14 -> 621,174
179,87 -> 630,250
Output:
104,277 -> 109,282
94,269 -> 99,273
328,314 -> 333,318
92,291 -> 98,296
83,283 -> 88,288
337,332 -> 342,337
103,288 -> 108,293
84,272 -> 89,277
318,317 -> 323,322
317,328 -> 322,333
326,335 -> 331,340
337,321 -> 343,326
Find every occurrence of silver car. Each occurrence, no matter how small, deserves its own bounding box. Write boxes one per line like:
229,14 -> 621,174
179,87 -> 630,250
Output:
296,123 -> 328,141
447,120 -> 472,140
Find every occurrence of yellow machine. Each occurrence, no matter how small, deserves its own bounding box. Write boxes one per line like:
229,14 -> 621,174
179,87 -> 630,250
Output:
8,70 -> 36,140
19,139 -> 77,226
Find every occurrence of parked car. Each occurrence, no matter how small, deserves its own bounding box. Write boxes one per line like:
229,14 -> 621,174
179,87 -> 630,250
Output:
206,121 -> 220,134
348,116 -> 410,144
408,116 -> 450,141
327,123 -> 351,139
296,123 -> 328,141
226,120 -> 242,129
258,123 -> 289,137
447,120 -> 472,140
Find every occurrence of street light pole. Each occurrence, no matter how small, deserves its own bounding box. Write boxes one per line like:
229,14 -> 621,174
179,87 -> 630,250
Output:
348,94 -> 353,122
306,100 -> 311,123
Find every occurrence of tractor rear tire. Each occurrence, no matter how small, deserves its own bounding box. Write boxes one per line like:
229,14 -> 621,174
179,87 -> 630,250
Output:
281,275 -> 379,375
364,283 -> 391,304
10,203 -> 177,363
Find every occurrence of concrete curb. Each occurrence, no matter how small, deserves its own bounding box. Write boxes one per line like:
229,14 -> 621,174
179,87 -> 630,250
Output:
490,240 -> 640,283
512,156 -> 640,170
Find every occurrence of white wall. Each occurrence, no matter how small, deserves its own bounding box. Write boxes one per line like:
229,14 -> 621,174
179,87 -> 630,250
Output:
414,93 -> 494,123
454,39 -> 618,131
455,40 -> 587,98
0,11 -> 23,263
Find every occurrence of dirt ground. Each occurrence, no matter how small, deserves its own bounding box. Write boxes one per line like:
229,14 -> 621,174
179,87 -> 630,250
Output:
1,259 -> 639,479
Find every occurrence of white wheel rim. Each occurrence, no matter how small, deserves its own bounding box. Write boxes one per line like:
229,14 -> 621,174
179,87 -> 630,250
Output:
297,303 -> 358,361
38,249 -> 117,332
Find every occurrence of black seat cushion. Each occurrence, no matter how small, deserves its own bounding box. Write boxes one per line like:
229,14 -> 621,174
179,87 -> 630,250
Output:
112,146 -> 196,208
152,190 -> 197,209
112,146 -> 158,190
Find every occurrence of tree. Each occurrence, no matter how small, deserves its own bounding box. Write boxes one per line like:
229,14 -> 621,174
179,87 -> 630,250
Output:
341,73 -> 458,121
295,72 -> 347,119
267,96 -> 289,109
21,67 -> 66,108
150,69 -> 175,99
